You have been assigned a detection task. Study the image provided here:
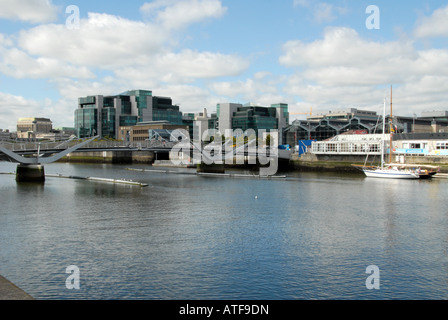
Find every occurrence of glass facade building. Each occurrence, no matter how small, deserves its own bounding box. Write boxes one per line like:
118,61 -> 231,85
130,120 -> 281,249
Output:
75,103 -> 98,138
217,102 -> 290,144
232,106 -> 278,132
75,90 -> 183,139
152,97 -> 183,126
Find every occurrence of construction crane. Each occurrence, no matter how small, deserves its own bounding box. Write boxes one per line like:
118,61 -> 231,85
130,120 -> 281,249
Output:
290,107 -> 313,116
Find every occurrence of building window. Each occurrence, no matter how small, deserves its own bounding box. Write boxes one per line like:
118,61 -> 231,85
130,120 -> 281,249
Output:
436,142 -> 447,150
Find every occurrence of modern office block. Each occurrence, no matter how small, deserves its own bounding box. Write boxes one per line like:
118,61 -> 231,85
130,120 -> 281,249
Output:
217,102 -> 289,144
75,90 -> 183,139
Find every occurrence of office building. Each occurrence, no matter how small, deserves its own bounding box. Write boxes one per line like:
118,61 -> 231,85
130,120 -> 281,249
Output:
216,102 -> 289,144
17,117 -> 53,139
182,110 -> 218,139
75,90 -> 183,139
193,108 -> 210,142
118,121 -> 188,143
0,129 -> 14,140
152,96 -> 183,126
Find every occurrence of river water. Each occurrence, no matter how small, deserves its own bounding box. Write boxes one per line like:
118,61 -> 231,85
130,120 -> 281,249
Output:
1,161 -> 448,300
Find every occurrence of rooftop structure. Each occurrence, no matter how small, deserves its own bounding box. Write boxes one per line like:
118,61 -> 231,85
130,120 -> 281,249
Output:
307,108 -> 378,121
420,111 -> 448,121
286,109 -> 448,147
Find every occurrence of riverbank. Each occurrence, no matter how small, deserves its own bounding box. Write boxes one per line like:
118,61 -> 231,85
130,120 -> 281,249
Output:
289,159 -> 448,174
290,152 -> 448,174
54,151 -> 448,174
0,275 -> 34,300
289,159 -> 364,174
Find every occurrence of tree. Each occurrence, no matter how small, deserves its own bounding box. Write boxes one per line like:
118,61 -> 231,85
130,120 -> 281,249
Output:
265,134 -> 271,147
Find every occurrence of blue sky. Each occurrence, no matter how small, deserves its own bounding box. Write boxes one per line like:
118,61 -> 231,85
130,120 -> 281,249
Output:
1,0 -> 448,131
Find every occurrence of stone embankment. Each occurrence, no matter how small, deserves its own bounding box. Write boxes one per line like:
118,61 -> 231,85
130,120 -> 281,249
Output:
290,153 -> 448,174
0,275 -> 34,300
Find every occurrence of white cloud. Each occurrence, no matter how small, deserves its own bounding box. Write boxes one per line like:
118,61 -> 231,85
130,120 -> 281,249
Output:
414,5 -> 448,38
15,6 -> 245,82
110,49 -> 249,92
314,3 -> 336,23
153,50 -> 249,80
0,33 -> 13,47
151,84 -> 220,113
18,13 -> 167,69
50,78 -> 118,101
0,0 -> 59,24
0,91 -> 79,130
293,0 -> 311,8
293,1 -> 348,24
140,0 -> 227,30
280,27 -> 415,69
0,47 -> 94,79
210,72 -> 287,106
279,26 -> 448,87
279,26 -> 448,116
0,0 -> 244,129
0,92 -> 41,130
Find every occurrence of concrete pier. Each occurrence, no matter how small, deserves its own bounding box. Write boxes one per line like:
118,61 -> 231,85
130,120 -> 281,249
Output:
197,163 -> 225,173
60,150 -> 156,164
0,275 -> 34,300
16,164 -> 45,183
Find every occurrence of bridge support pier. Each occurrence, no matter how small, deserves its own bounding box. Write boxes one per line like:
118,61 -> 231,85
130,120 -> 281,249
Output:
16,164 -> 45,183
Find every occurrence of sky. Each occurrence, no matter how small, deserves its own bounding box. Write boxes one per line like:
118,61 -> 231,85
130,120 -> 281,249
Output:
1,0 -> 448,131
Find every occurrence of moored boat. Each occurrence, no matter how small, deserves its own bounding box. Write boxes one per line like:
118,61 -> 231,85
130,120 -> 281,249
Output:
355,86 -> 439,180
362,165 -> 420,179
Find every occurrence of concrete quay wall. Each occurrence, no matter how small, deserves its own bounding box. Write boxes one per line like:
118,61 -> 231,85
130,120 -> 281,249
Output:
0,275 -> 34,300
54,149 -> 448,173
291,153 -> 448,173
58,150 -> 157,164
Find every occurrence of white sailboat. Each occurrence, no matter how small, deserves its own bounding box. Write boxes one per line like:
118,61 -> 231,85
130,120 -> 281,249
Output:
362,165 -> 420,179
362,87 -> 420,179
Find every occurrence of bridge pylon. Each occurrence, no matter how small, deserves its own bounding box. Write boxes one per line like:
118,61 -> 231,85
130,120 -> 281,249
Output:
0,136 -> 99,183
16,164 -> 46,183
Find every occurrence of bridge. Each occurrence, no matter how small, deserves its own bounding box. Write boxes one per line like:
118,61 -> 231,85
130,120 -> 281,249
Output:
1,134 -> 290,181
0,136 -> 110,182
0,136 -> 181,181
0,138 -> 177,161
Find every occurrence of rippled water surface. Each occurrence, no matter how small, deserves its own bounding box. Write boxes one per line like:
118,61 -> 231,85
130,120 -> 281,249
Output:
1,162 -> 448,300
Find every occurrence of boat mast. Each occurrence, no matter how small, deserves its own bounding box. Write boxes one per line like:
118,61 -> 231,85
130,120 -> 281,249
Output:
389,85 -> 393,164
381,97 -> 386,169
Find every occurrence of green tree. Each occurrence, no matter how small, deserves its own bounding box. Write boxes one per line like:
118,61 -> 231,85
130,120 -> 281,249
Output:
265,134 -> 271,146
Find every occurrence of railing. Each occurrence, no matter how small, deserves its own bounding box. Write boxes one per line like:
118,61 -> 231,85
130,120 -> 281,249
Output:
311,141 -> 382,155
0,139 -> 176,152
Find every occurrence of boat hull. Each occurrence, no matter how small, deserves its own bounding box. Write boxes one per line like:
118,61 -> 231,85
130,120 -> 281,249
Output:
363,169 -> 420,179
